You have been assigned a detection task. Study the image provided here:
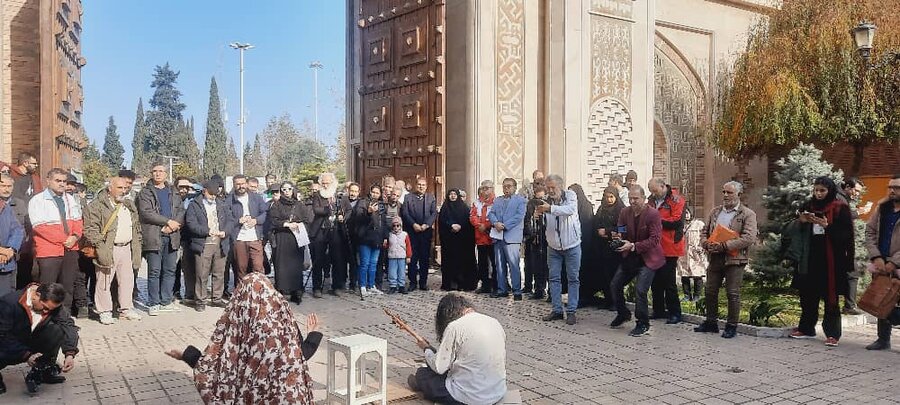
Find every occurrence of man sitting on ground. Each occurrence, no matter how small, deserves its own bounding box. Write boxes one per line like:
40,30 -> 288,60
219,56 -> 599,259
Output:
0,283 -> 79,394
405,294 -> 507,404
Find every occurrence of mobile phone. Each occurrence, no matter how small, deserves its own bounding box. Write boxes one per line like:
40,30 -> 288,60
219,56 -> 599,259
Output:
814,212 -> 825,218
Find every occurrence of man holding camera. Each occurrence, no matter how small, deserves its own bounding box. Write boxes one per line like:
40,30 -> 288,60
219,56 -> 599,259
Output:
609,185 -> 665,336
538,175 -> 582,324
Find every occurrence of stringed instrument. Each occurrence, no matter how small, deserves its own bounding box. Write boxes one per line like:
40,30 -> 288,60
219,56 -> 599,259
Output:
383,308 -> 432,348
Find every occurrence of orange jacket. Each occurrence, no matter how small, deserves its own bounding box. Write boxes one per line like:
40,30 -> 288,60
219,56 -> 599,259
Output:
650,186 -> 686,257
469,195 -> 495,246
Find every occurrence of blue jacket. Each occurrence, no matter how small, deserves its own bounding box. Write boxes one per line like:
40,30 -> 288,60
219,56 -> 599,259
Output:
488,194 -> 527,244
185,197 -> 234,256
0,200 -> 24,273
225,191 -> 268,242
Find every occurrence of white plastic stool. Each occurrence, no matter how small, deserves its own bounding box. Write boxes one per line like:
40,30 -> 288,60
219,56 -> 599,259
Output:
326,334 -> 387,405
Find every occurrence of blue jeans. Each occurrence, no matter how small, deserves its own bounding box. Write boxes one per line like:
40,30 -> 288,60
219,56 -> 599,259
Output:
493,240 -> 522,295
358,245 -> 381,289
548,245 -> 581,314
144,235 -> 178,307
388,258 -> 407,288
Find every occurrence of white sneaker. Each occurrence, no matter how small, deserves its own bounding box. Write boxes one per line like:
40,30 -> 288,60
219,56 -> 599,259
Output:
120,310 -> 142,321
360,287 -> 369,296
370,288 -> 384,295
159,303 -> 182,312
99,312 -> 117,325
147,305 -> 161,316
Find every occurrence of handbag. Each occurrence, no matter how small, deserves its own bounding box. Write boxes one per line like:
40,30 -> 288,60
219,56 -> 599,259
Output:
81,204 -> 123,259
858,273 -> 900,319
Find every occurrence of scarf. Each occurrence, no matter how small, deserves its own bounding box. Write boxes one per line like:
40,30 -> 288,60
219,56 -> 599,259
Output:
193,273 -> 314,404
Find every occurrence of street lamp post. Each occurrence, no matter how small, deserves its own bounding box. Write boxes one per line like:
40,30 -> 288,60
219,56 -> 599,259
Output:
309,61 -> 323,142
161,155 -> 179,183
230,42 -> 255,174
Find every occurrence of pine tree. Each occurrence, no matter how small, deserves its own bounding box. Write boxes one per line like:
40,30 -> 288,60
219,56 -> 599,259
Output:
101,116 -> 125,171
243,134 -> 266,176
131,98 -> 149,173
225,137 -> 240,176
202,77 -> 229,178
146,63 -> 186,166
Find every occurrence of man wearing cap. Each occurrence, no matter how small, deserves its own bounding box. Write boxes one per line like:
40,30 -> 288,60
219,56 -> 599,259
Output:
184,181 -> 233,311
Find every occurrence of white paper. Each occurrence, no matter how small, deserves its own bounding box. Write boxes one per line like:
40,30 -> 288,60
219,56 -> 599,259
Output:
489,227 -> 504,240
813,224 -> 825,235
292,223 -> 311,247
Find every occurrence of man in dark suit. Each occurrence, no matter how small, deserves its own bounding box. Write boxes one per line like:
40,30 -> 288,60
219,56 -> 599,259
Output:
401,177 -> 437,291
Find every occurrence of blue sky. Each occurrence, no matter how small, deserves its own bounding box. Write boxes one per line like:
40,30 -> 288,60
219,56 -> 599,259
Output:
81,1 -> 347,165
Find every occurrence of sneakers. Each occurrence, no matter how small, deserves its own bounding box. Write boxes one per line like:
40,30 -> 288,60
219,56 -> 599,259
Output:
147,305 -> 161,316
629,323 -> 650,337
610,314 -> 631,328
313,290 -> 323,299
565,312 -> 577,325
98,312 -> 117,325
120,310 -> 142,321
824,337 -> 839,347
789,329 -> 815,339
694,321 -> 719,333
370,288 -> 384,295
866,339 -> 891,350
542,312 -> 564,322
360,287 -> 369,296
159,303 -> 182,312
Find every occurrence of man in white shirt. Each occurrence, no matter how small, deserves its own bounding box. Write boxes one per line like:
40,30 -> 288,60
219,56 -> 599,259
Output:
405,294 -> 507,405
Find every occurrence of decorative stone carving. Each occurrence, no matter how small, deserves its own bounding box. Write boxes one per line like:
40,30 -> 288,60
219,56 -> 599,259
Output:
590,16 -> 631,106
495,0 -> 525,181
584,98 -> 634,203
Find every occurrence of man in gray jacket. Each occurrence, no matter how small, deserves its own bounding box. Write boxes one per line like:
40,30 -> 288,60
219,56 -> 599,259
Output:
137,164 -> 185,316
537,174 -> 582,325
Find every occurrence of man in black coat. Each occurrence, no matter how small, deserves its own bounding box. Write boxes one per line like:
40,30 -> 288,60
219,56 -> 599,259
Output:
339,183 -> 362,290
184,181 -> 234,312
0,283 -> 79,394
308,173 -> 348,298
401,177 -> 437,291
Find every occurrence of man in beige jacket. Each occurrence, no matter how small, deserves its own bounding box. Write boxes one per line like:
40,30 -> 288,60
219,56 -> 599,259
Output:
864,174 -> 900,351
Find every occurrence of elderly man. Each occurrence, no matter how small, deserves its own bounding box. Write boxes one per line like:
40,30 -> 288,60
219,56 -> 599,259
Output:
536,175 -> 582,324
84,177 -> 143,325
609,174 -> 630,207
0,174 -> 30,290
401,177 -> 437,291
470,181 -> 497,294
137,163 -> 185,316
403,294 -> 507,405
185,181 -> 233,312
309,173 -> 347,297
609,185 -> 665,337
488,178 -> 527,300
28,169 -> 83,311
0,174 -> 24,297
394,179 -> 409,204
0,283 -> 79,394
226,175 -> 268,282
693,181 -> 758,339
864,174 -> 900,351
647,178 -> 686,324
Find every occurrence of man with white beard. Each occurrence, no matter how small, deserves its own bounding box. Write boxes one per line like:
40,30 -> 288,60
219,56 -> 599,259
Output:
309,173 -> 348,298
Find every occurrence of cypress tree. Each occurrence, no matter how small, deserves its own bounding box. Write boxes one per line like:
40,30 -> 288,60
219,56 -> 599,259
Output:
101,116 -> 125,171
202,77 -> 228,177
131,99 -> 148,173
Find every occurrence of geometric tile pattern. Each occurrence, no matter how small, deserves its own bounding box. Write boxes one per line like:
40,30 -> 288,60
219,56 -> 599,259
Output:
495,0 -> 525,183
585,98 -> 634,204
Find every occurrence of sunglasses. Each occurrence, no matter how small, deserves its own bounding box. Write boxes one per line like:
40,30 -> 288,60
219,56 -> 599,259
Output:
392,224 -> 402,228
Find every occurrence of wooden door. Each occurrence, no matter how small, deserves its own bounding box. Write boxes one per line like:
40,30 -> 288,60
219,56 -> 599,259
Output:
355,0 -> 446,198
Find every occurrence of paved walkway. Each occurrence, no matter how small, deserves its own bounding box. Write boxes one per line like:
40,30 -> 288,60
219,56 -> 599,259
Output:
2,272 -> 899,405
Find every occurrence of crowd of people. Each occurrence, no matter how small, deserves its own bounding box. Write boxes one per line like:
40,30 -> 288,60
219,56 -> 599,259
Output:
1,147 -> 899,401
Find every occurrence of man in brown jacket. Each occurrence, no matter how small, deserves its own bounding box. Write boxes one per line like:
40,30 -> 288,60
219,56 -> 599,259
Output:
864,174 -> 900,350
694,181 -> 758,339
84,177 -> 143,325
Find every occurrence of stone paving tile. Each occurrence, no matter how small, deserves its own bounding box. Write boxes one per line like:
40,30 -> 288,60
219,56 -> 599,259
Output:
4,273 -> 900,404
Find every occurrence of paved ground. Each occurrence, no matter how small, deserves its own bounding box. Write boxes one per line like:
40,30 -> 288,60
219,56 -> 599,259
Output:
2,270 -> 899,405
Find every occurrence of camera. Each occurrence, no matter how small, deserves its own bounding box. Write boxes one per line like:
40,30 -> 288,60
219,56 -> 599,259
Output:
609,239 -> 627,250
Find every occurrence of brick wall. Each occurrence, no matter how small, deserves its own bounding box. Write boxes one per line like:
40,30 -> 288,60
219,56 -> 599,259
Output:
1,0 -> 41,163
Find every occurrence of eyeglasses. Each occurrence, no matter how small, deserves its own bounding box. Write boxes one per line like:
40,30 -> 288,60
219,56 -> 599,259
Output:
889,186 -> 900,190
392,224 -> 402,228
281,188 -> 293,192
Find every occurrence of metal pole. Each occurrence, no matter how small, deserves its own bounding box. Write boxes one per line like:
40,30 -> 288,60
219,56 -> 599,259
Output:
309,61 -> 323,142
239,48 -> 245,174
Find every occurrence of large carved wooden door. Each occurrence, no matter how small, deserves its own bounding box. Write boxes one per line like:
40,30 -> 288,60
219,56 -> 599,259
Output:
355,0 -> 446,197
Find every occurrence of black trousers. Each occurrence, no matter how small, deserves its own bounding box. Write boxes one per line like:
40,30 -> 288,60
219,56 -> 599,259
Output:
0,322 -> 64,370
408,233 -> 432,288
311,228 -> 348,291
347,240 -> 359,288
651,257 -> 682,317
414,367 -> 464,405
476,245 -> 496,291
524,244 -> 548,294
15,244 -> 35,289
37,251 -> 80,309
798,285 -> 841,339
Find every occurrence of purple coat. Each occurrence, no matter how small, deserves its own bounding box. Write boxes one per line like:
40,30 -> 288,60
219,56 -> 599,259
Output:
617,205 -> 665,270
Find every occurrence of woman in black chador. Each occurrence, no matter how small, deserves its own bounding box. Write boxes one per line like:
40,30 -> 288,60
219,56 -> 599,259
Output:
266,182 -> 312,304
593,186 -> 626,309
439,189 -> 477,291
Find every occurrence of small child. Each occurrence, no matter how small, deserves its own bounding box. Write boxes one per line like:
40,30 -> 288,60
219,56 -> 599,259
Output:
387,216 -> 412,294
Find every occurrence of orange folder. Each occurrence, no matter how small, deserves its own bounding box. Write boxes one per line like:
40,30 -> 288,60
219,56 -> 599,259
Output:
708,224 -> 740,257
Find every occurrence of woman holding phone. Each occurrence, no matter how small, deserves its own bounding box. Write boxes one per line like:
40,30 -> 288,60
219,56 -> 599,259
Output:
788,176 -> 854,347
354,184 -> 390,295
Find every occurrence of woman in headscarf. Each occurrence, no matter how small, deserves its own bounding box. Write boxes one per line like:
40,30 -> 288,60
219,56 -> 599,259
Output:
568,184 -> 597,307
353,184 -> 389,295
439,189 -> 476,291
676,208 -> 708,302
787,176 -> 854,347
266,181 -> 312,304
165,272 -> 322,404
593,186 -> 626,309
